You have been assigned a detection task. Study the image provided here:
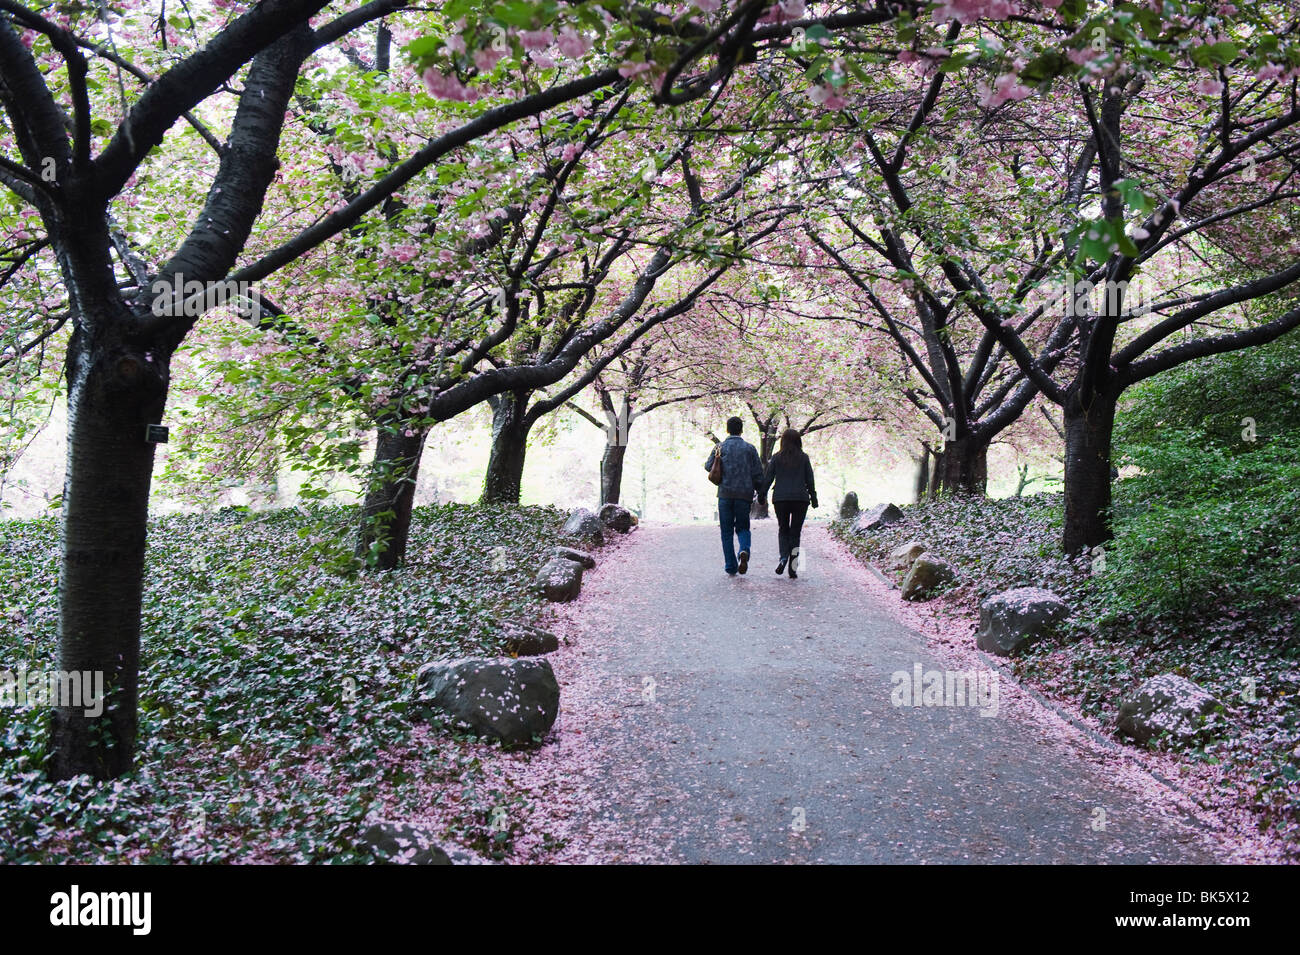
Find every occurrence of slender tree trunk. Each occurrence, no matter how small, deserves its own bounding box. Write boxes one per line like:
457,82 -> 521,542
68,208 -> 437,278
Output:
50,319 -> 168,781
932,435 -> 989,495
914,445 -> 932,502
481,390 -> 531,504
600,442 -> 627,506
752,428 -> 777,519
1061,390 -> 1118,554
356,422 -> 427,570
1014,463 -> 1031,498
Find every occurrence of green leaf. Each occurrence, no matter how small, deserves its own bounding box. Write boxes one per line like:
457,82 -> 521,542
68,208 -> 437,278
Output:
1115,178 -> 1155,215
442,0 -> 475,21
405,36 -> 443,60
493,0 -> 547,29
1190,42 -> 1238,68
1058,0 -> 1088,22
937,51 -> 977,74
1020,50 -> 1065,86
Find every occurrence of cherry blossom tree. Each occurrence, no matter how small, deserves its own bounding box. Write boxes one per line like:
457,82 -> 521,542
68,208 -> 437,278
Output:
4,0 -> 1295,779
774,5 -> 1300,549
0,0 -> 701,777
475,143 -> 797,504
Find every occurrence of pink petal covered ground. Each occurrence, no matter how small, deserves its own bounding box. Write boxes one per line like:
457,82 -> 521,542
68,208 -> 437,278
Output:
819,530 -> 1292,864
356,522 -> 1290,864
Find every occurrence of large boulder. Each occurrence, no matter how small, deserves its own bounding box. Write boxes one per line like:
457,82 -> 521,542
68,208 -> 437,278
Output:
976,587 -> 1070,656
598,503 -> 635,533
562,507 -> 605,542
852,502 -> 905,535
1117,674 -> 1224,744
900,555 -> 955,601
356,822 -> 490,865
416,657 -> 560,746
533,556 -> 583,602
553,546 -> 596,569
888,540 -> 927,574
839,492 -> 860,520
497,619 -> 560,656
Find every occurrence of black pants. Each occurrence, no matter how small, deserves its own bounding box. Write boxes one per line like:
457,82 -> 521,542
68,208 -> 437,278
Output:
773,500 -> 809,561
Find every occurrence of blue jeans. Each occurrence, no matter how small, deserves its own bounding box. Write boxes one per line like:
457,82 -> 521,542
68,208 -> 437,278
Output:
717,497 -> 752,574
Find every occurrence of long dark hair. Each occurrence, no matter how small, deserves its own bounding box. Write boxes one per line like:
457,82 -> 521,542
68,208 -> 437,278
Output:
775,428 -> 802,466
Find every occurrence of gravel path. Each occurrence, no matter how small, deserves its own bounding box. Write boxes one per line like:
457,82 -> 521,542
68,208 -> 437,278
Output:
541,520 -> 1226,864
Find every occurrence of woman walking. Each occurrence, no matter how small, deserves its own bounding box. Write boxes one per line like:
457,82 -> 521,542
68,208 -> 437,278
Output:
760,429 -> 818,578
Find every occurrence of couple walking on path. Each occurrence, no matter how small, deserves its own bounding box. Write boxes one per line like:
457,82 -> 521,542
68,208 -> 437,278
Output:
704,416 -> 818,578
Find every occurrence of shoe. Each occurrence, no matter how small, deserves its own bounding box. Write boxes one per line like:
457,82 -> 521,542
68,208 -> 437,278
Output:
738,550 -> 749,574
788,547 -> 798,579
775,558 -> 787,574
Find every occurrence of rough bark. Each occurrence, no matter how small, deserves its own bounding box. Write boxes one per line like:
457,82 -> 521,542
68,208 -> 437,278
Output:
932,435 -> 989,495
600,441 -> 627,506
50,309 -> 168,780
1061,390 -> 1118,554
481,391 -> 532,504
39,26 -> 314,779
356,423 -> 427,570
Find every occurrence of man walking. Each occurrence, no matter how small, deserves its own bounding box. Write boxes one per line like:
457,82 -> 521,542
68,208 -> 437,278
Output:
704,416 -> 764,576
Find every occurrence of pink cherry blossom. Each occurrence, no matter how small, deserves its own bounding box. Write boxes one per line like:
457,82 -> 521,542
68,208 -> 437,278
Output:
557,28 -> 592,59
978,73 -> 1034,108
934,0 -> 1017,25
520,29 -> 554,51
422,68 -> 477,102
808,84 -> 848,109
474,47 -> 508,72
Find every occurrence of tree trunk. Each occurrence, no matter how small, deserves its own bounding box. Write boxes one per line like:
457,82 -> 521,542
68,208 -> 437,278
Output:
932,435 -> 989,495
751,428 -> 777,519
481,391 -> 531,504
928,446 -> 944,497
1014,463 -> 1031,498
50,326 -> 168,781
1061,391 -> 1118,554
914,445 -> 932,502
356,422 -> 427,570
600,442 -> 627,506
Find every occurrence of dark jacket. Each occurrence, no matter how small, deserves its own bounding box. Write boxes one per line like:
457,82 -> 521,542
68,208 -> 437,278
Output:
704,436 -> 764,501
762,450 -> 817,505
